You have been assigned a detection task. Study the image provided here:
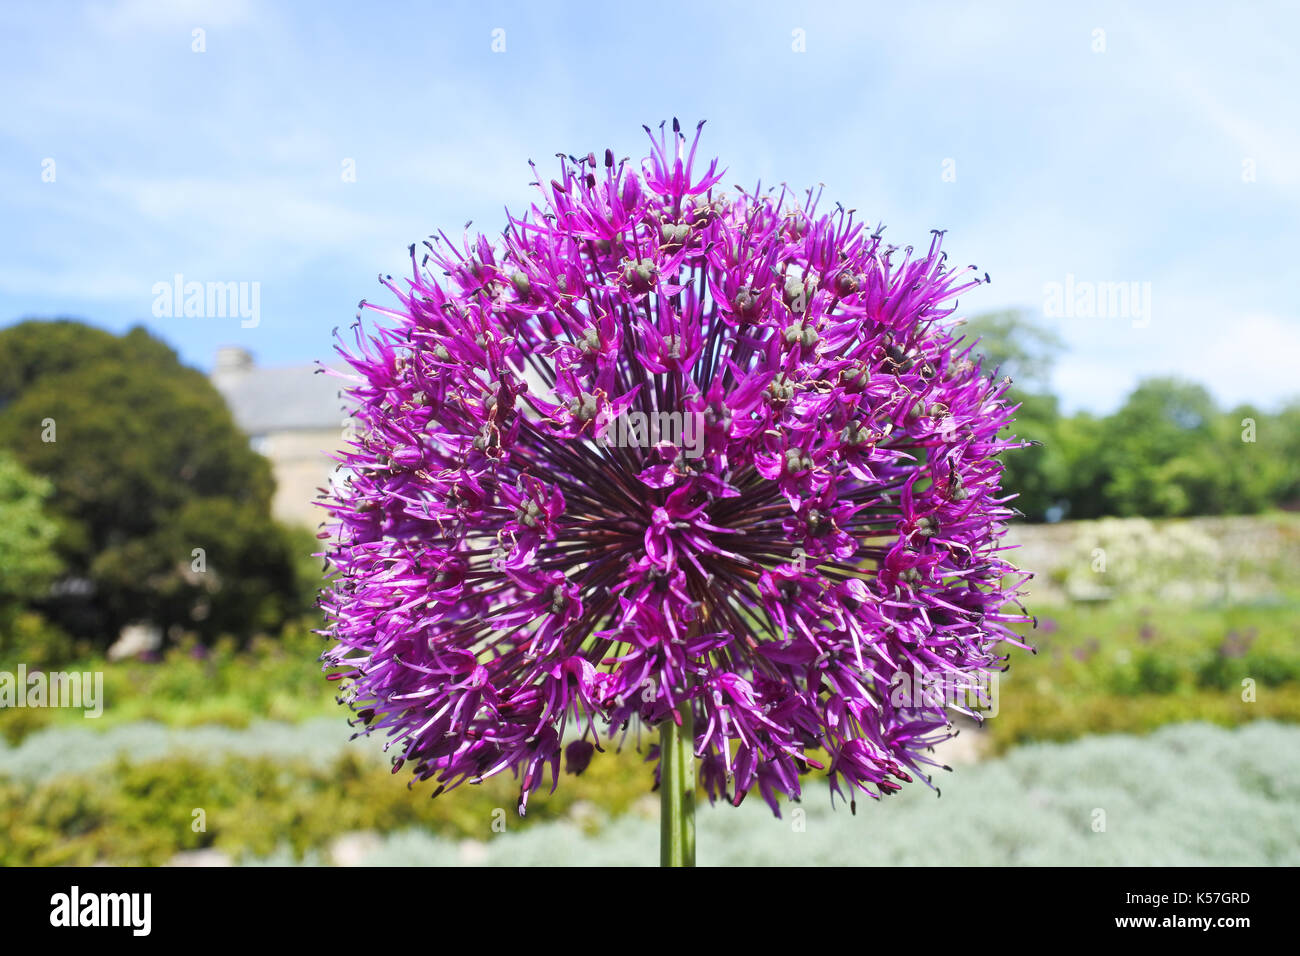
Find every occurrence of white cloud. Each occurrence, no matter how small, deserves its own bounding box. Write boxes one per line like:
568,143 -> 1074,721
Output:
1171,312 -> 1300,408
106,176 -> 374,243
1051,312 -> 1300,414
0,267 -> 147,301
87,0 -> 253,34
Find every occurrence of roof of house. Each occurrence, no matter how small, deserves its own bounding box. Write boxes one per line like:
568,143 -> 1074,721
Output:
211,349 -> 348,434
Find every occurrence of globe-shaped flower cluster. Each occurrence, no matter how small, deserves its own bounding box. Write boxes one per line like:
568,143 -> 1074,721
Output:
322,121 -> 1030,815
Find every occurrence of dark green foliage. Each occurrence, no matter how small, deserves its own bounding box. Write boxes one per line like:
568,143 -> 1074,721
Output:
0,453 -> 62,603
0,319 -> 302,645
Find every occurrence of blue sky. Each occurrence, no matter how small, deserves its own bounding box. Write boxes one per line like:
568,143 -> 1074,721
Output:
2,0 -> 1297,413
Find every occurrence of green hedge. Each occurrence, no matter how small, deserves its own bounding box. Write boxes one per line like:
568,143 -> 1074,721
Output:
0,745 -> 656,866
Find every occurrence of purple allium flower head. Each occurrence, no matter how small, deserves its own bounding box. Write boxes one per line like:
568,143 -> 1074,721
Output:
321,121 -> 1031,815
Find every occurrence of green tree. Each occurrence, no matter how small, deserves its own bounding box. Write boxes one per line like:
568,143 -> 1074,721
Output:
1053,412 -> 1109,519
996,391 -> 1066,521
953,313 -> 1299,520
960,309 -> 1065,393
0,452 -> 63,602
1243,400 -> 1300,509
0,318 -> 299,645
961,310 -> 1068,520
1100,378 -> 1221,516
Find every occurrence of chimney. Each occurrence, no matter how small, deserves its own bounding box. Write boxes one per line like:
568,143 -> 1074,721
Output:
212,346 -> 254,392
215,346 -> 253,373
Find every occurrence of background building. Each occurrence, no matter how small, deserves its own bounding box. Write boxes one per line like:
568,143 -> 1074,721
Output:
210,346 -> 348,528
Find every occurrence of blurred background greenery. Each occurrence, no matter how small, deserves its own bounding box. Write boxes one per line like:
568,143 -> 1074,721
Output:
1,314 -> 1298,866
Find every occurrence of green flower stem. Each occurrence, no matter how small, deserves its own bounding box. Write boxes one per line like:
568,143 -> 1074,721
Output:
659,703 -> 696,867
